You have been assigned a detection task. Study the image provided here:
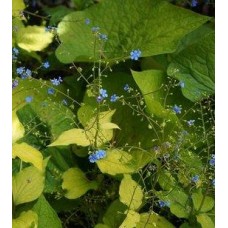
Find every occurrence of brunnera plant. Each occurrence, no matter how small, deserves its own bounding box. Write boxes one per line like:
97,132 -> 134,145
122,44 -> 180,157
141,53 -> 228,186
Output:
12,0 -> 214,227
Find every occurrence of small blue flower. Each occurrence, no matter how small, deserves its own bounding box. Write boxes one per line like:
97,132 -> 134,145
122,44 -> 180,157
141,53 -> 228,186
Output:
45,26 -> 57,33
12,79 -> 19,89
85,18 -> 90,25
13,47 -> 19,55
124,84 -> 130,91
89,149 -> 106,163
62,99 -> 68,105
99,88 -> 108,98
187,120 -> 195,126
25,69 -> 32,77
43,61 -> 50,69
99,34 -> 108,41
25,96 -> 33,103
97,95 -> 103,103
158,200 -> 170,208
191,0 -> 198,7
47,88 -> 55,95
209,155 -> 215,166
192,175 -> 199,183
172,105 -> 182,114
110,94 -> 118,102
50,76 -> 63,86
91,26 -> 100,32
130,49 -> 142,60
212,179 -> 215,187
179,81 -> 185,88
16,67 -> 25,75
89,153 -> 98,163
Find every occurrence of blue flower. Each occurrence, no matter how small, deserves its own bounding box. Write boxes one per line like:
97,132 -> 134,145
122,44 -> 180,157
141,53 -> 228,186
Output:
62,99 -> 68,105
12,79 -> 19,89
50,76 -> 63,86
99,34 -> 108,41
130,49 -> 142,60
179,81 -> 185,88
97,95 -> 103,103
89,149 -> 106,163
209,155 -> 215,166
110,94 -> 118,102
191,0 -> 198,7
16,67 -> 25,75
99,88 -> 108,98
47,88 -> 55,95
43,61 -> 50,69
158,200 -> 170,208
13,47 -> 19,55
25,69 -> 32,77
172,105 -> 182,114
85,18 -> 90,25
91,26 -> 100,32
124,84 -> 130,91
45,26 -> 57,32
192,175 -> 199,183
25,96 -> 33,103
187,120 -> 195,126
212,179 -> 215,187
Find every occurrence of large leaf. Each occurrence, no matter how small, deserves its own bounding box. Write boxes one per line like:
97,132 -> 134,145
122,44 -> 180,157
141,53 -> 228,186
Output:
167,32 -> 215,101
119,210 -> 140,228
13,166 -> 45,205
12,143 -> 43,171
136,212 -> 175,228
12,210 -> 38,228
103,199 -> 127,228
12,111 -> 25,143
13,78 -> 76,139
16,26 -> 54,52
33,195 -> 62,228
192,192 -> 214,213
96,149 -> 135,176
196,214 -> 214,228
119,175 -> 143,210
62,167 -> 98,199
12,0 -> 25,17
56,0 -> 209,63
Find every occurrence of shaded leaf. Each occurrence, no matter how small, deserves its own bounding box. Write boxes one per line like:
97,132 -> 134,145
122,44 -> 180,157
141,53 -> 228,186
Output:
192,192 -> 214,213
196,214 -> 214,228
12,210 -> 38,228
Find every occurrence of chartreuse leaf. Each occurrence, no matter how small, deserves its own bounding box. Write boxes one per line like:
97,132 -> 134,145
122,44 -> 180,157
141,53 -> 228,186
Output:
62,167 -> 98,199
95,224 -> 110,228
103,199 -> 127,228
49,110 -> 119,147
12,143 -> 43,171
167,32 -> 215,102
12,0 -> 25,17
48,128 -> 91,147
16,26 -> 53,52
158,170 -> 176,191
12,111 -> 25,143
12,210 -> 38,228
12,78 -> 76,139
13,166 -> 45,205
119,175 -> 143,210
96,149 -> 134,176
196,214 -> 214,228
33,195 -> 62,228
56,0 -> 209,63
192,192 -> 214,213
136,212 -> 175,228
120,210 -> 140,228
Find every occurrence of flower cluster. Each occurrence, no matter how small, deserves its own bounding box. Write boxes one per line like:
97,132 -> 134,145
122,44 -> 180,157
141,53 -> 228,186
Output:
89,149 -> 106,163
97,88 -> 108,102
16,67 -> 32,79
12,47 -> 19,60
50,77 -> 63,86
130,49 -> 141,60
172,105 -> 182,114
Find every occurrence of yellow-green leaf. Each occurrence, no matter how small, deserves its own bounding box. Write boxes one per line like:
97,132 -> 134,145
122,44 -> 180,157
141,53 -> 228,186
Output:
12,143 -> 43,171
12,210 -> 38,228
192,192 -> 214,213
119,175 -> 143,210
136,213 -> 175,228
49,128 -> 91,147
196,214 -> 214,228
120,210 -> 140,228
62,167 -> 98,199
13,166 -> 45,205
96,149 -> 134,176
12,0 -> 25,17
16,26 -> 53,52
12,111 -> 25,143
